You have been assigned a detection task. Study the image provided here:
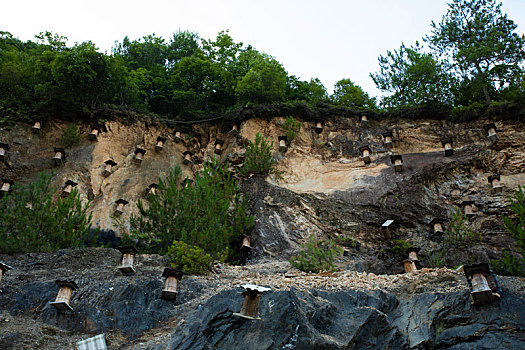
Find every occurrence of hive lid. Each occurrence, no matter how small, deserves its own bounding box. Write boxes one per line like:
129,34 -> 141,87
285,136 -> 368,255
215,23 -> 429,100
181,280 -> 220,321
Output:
183,150 -> 193,156
215,139 -> 225,146
104,159 -> 117,166
278,135 -> 288,141
156,136 -> 167,142
358,145 -> 371,153
440,137 -> 453,147
0,143 -> 9,150
488,174 -> 500,183
53,147 -> 66,154
115,199 -> 129,205
429,217 -> 443,225
406,247 -> 421,254
55,279 -> 79,290
65,180 -> 78,187
240,284 -> 271,293
117,246 -> 138,255
2,178 -> 14,185
135,147 -> 146,155
483,123 -> 496,132
0,262 -> 13,272
382,220 -> 394,227
162,267 -> 184,279
390,155 -> 403,163
463,263 -> 491,279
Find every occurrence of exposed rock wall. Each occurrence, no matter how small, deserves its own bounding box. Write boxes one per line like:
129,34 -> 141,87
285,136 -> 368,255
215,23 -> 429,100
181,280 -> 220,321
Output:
0,248 -> 524,349
0,115 -> 524,348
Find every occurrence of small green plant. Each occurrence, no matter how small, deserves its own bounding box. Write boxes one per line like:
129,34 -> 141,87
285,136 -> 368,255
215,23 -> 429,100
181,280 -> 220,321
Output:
59,124 -> 81,148
239,133 -> 277,177
290,237 -> 342,273
496,186 -> 525,276
424,250 -> 445,268
337,235 -> 360,249
167,240 -> 215,274
282,116 -> 301,141
445,207 -> 481,247
390,239 -> 412,256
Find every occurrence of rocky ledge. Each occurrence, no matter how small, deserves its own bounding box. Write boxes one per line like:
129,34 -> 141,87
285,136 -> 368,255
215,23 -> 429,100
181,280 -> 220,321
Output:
0,248 -> 524,349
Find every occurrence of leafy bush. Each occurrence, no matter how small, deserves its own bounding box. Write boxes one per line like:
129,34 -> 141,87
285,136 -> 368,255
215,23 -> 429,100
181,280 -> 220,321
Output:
390,239 -> 413,256
0,171 -> 93,254
445,207 -> 481,247
281,116 -> 301,141
337,235 -> 360,249
129,160 -> 254,265
59,124 -> 81,148
239,133 -> 276,177
496,186 -> 525,276
167,240 -> 215,274
290,237 -> 342,273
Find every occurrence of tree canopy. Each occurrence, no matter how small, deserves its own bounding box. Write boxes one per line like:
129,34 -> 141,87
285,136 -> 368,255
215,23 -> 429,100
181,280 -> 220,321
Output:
370,42 -> 453,108
427,0 -> 525,103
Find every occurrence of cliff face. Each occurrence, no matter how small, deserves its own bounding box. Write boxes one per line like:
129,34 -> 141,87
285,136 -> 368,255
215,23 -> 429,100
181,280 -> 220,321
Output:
0,115 -> 524,349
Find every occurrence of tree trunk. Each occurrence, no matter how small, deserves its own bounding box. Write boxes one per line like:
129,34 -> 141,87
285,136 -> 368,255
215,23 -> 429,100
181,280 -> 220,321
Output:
476,63 -> 492,103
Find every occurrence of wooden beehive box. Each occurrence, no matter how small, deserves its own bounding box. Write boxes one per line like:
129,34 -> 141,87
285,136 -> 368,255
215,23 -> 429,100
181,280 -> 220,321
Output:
463,263 -> 501,305
103,160 -> 117,177
134,148 -> 146,164
182,151 -> 193,165
278,136 -> 288,153
161,268 -> 183,300
117,246 -> 138,275
53,147 -> 66,165
114,199 -> 129,216
488,174 -> 502,193
390,155 -> 403,173
233,284 -> 271,320
0,143 -> 9,161
50,280 -> 79,312
214,140 -> 225,155
156,136 -> 167,152
440,137 -> 454,156
358,145 -> 371,164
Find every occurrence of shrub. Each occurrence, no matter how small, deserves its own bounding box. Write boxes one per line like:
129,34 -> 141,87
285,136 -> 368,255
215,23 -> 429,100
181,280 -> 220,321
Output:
239,133 -> 276,177
290,237 -> 342,273
59,124 -> 81,148
445,207 -> 481,247
389,239 -> 413,256
0,171 -> 93,254
129,160 -> 254,265
337,235 -> 360,249
496,186 -> 525,276
167,240 -> 215,274
282,116 -> 301,141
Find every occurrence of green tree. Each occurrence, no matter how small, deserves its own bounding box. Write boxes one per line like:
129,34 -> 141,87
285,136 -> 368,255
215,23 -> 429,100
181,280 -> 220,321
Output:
370,42 -> 453,108
286,76 -> 328,104
427,0 -> 525,103
331,78 -> 377,109
129,161 -> 254,259
290,237 -> 342,273
498,186 -> 525,276
239,133 -> 276,177
0,171 -> 93,254
235,49 -> 288,104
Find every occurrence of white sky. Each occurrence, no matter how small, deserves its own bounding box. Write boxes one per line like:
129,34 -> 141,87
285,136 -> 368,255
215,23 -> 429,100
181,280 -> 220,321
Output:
2,0 -> 525,97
